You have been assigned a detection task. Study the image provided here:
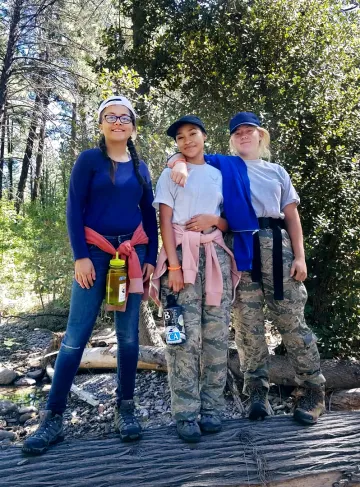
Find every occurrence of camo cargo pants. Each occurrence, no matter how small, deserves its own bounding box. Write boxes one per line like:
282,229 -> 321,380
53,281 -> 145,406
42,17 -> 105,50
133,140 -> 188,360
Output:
160,244 -> 232,421
231,229 -> 325,394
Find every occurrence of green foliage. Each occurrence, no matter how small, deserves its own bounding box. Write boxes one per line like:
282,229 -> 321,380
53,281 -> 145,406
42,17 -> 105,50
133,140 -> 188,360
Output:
95,0 -> 360,358
0,200 -> 73,314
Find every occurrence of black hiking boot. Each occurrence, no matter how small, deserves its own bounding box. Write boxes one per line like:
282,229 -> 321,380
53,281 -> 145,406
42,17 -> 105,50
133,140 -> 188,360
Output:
247,379 -> 269,420
22,410 -> 64,455
115,400 -> 142,442
293,382 -> 325,425
176,420 -> 201,443
199,413 -> 222,433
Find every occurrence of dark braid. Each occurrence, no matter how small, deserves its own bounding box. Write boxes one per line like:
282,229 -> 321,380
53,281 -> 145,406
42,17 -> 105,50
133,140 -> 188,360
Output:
127,137 -> 147,187
98,134 -> 117,183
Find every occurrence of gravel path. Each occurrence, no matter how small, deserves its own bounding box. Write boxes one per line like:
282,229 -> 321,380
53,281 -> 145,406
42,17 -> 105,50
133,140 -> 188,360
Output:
0,319 -> 294,446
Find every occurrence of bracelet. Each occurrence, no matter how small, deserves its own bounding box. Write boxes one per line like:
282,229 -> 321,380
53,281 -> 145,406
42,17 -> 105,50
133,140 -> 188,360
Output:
168,265 -> 181,271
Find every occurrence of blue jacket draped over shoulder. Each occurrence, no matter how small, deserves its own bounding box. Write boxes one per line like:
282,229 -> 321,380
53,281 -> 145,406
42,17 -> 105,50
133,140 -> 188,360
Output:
205,154 -> 258,271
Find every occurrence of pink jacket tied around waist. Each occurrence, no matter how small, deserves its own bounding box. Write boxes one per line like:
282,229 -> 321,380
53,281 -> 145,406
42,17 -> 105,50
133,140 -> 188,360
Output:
84,223 -> 149,311
150,225 -> 241,307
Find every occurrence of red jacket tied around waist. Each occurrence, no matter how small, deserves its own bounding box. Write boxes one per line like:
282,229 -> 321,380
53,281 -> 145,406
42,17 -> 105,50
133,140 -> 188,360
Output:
84,223 -> 149,310
150,225 -> 241,307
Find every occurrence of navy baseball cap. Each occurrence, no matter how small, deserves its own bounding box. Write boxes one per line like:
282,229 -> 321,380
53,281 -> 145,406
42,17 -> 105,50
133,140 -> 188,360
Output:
166,115 -> 207,139
229,112 -> 261,134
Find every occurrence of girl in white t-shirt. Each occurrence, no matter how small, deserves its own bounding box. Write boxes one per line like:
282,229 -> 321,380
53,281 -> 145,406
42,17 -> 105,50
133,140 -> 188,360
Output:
151,115 -> 240,443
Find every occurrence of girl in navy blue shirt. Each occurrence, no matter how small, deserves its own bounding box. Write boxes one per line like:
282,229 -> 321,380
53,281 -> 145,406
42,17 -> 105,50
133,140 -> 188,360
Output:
23,96 -> 158,455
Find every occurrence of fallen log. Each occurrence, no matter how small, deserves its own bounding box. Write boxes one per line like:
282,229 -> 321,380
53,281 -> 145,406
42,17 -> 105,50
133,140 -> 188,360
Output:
330,388 -> 360,411
227,347 -> 360,390
79,345 -> 167,372
46,365 -> 99,407
79,345 -> 360,390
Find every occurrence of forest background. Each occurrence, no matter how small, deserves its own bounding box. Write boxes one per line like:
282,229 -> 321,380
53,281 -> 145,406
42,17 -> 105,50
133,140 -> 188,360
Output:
0,0 -> 359,359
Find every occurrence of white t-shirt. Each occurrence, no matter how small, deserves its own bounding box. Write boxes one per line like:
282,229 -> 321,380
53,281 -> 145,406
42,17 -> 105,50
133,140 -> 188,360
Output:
153,163 -> 223,224
245,159 -> 300,219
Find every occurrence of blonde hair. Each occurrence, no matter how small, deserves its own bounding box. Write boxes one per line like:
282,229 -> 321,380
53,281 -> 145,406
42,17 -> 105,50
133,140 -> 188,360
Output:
230,127 -> 271,160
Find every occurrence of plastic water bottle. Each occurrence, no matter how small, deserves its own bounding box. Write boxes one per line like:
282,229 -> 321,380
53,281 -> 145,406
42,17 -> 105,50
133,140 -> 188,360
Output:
164,294 -> 186,345
105,252 -> 127,306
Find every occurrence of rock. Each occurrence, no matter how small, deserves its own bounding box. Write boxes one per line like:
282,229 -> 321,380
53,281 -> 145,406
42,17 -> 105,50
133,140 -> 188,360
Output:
0,430 -> 16,441
140,409 -> 149,420
18,406 -> 37,415
6,419 -> 17,425
0,368 -> 17,385
26,369 -> 45,380
19,412 -> 37,424
14,377 -> 36,386
0,400 -> 18,415
24,418 -> 38,427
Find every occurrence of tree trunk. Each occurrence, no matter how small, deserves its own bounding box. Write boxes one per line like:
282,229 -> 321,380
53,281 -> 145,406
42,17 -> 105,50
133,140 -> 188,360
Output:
70,102 -> 77,162
79,344 -> 360,390
15,94 -> 41,212
0,106 -> 6,199
0,0 -> 23,126
131,0 -> 150,119
32,94 -> 49,201
7,116 -> 13,200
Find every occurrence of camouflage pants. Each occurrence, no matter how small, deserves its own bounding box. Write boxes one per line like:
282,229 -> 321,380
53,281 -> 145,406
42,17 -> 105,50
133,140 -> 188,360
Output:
232,229 -> 325,394
161,244 -> 232,421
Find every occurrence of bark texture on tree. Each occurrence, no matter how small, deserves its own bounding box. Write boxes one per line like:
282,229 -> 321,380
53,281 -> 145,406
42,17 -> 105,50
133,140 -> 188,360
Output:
0,106 -> 6,199
32,93 -> 49,201
0,0 -> 23,126
7,116 -> 13,200
15,94 -> 41,211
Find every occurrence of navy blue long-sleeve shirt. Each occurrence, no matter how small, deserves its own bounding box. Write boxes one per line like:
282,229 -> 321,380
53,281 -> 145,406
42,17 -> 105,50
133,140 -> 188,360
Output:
66,148 -> 158,266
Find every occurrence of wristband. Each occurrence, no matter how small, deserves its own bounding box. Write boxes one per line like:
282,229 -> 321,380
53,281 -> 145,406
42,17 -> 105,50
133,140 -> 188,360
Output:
168,265 -> 181,271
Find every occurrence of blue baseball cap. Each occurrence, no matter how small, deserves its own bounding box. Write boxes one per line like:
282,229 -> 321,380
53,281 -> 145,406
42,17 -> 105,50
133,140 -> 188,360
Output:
229,112 -> 261,134
167,115 -> 207,139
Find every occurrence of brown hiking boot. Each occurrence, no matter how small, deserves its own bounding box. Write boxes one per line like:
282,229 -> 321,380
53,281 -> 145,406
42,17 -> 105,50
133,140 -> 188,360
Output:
246,379 -> 270,420
293,382 -> 325,425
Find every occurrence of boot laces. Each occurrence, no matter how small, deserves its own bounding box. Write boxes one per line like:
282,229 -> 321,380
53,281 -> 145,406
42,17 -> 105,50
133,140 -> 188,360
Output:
250,385 -> 267,404
298,386 -> 323,411
32,416 -> 60,440
119,407 -> 137,427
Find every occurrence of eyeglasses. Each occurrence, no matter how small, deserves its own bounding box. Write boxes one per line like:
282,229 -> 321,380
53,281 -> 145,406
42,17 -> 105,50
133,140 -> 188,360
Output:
103,114 -> 132,124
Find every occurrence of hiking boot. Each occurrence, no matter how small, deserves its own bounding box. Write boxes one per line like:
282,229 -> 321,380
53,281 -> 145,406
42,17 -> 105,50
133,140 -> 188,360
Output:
115,400 -> 142,442
199,413 -> 222,433
22,410 -> 64,455
247,379 -> 269,420
293,382 -> 325,425
176,420 -> 201,443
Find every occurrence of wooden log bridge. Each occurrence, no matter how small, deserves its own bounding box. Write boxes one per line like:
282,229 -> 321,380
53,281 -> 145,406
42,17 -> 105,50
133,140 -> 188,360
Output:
2,412 -> 360,487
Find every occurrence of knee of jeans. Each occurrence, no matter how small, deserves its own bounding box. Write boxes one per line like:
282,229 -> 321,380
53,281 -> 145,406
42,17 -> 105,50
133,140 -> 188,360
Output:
61,333 -> 86,352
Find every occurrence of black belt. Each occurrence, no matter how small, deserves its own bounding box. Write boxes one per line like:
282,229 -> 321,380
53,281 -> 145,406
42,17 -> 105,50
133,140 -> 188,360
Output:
251,217 -> 286,300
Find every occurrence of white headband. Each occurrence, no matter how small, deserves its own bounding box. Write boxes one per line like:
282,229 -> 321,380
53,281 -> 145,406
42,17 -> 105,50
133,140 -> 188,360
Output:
98,96 -> 137,123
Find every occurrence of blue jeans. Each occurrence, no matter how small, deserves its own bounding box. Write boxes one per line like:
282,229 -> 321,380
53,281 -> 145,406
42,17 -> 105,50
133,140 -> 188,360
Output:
47,234 -> 147,414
